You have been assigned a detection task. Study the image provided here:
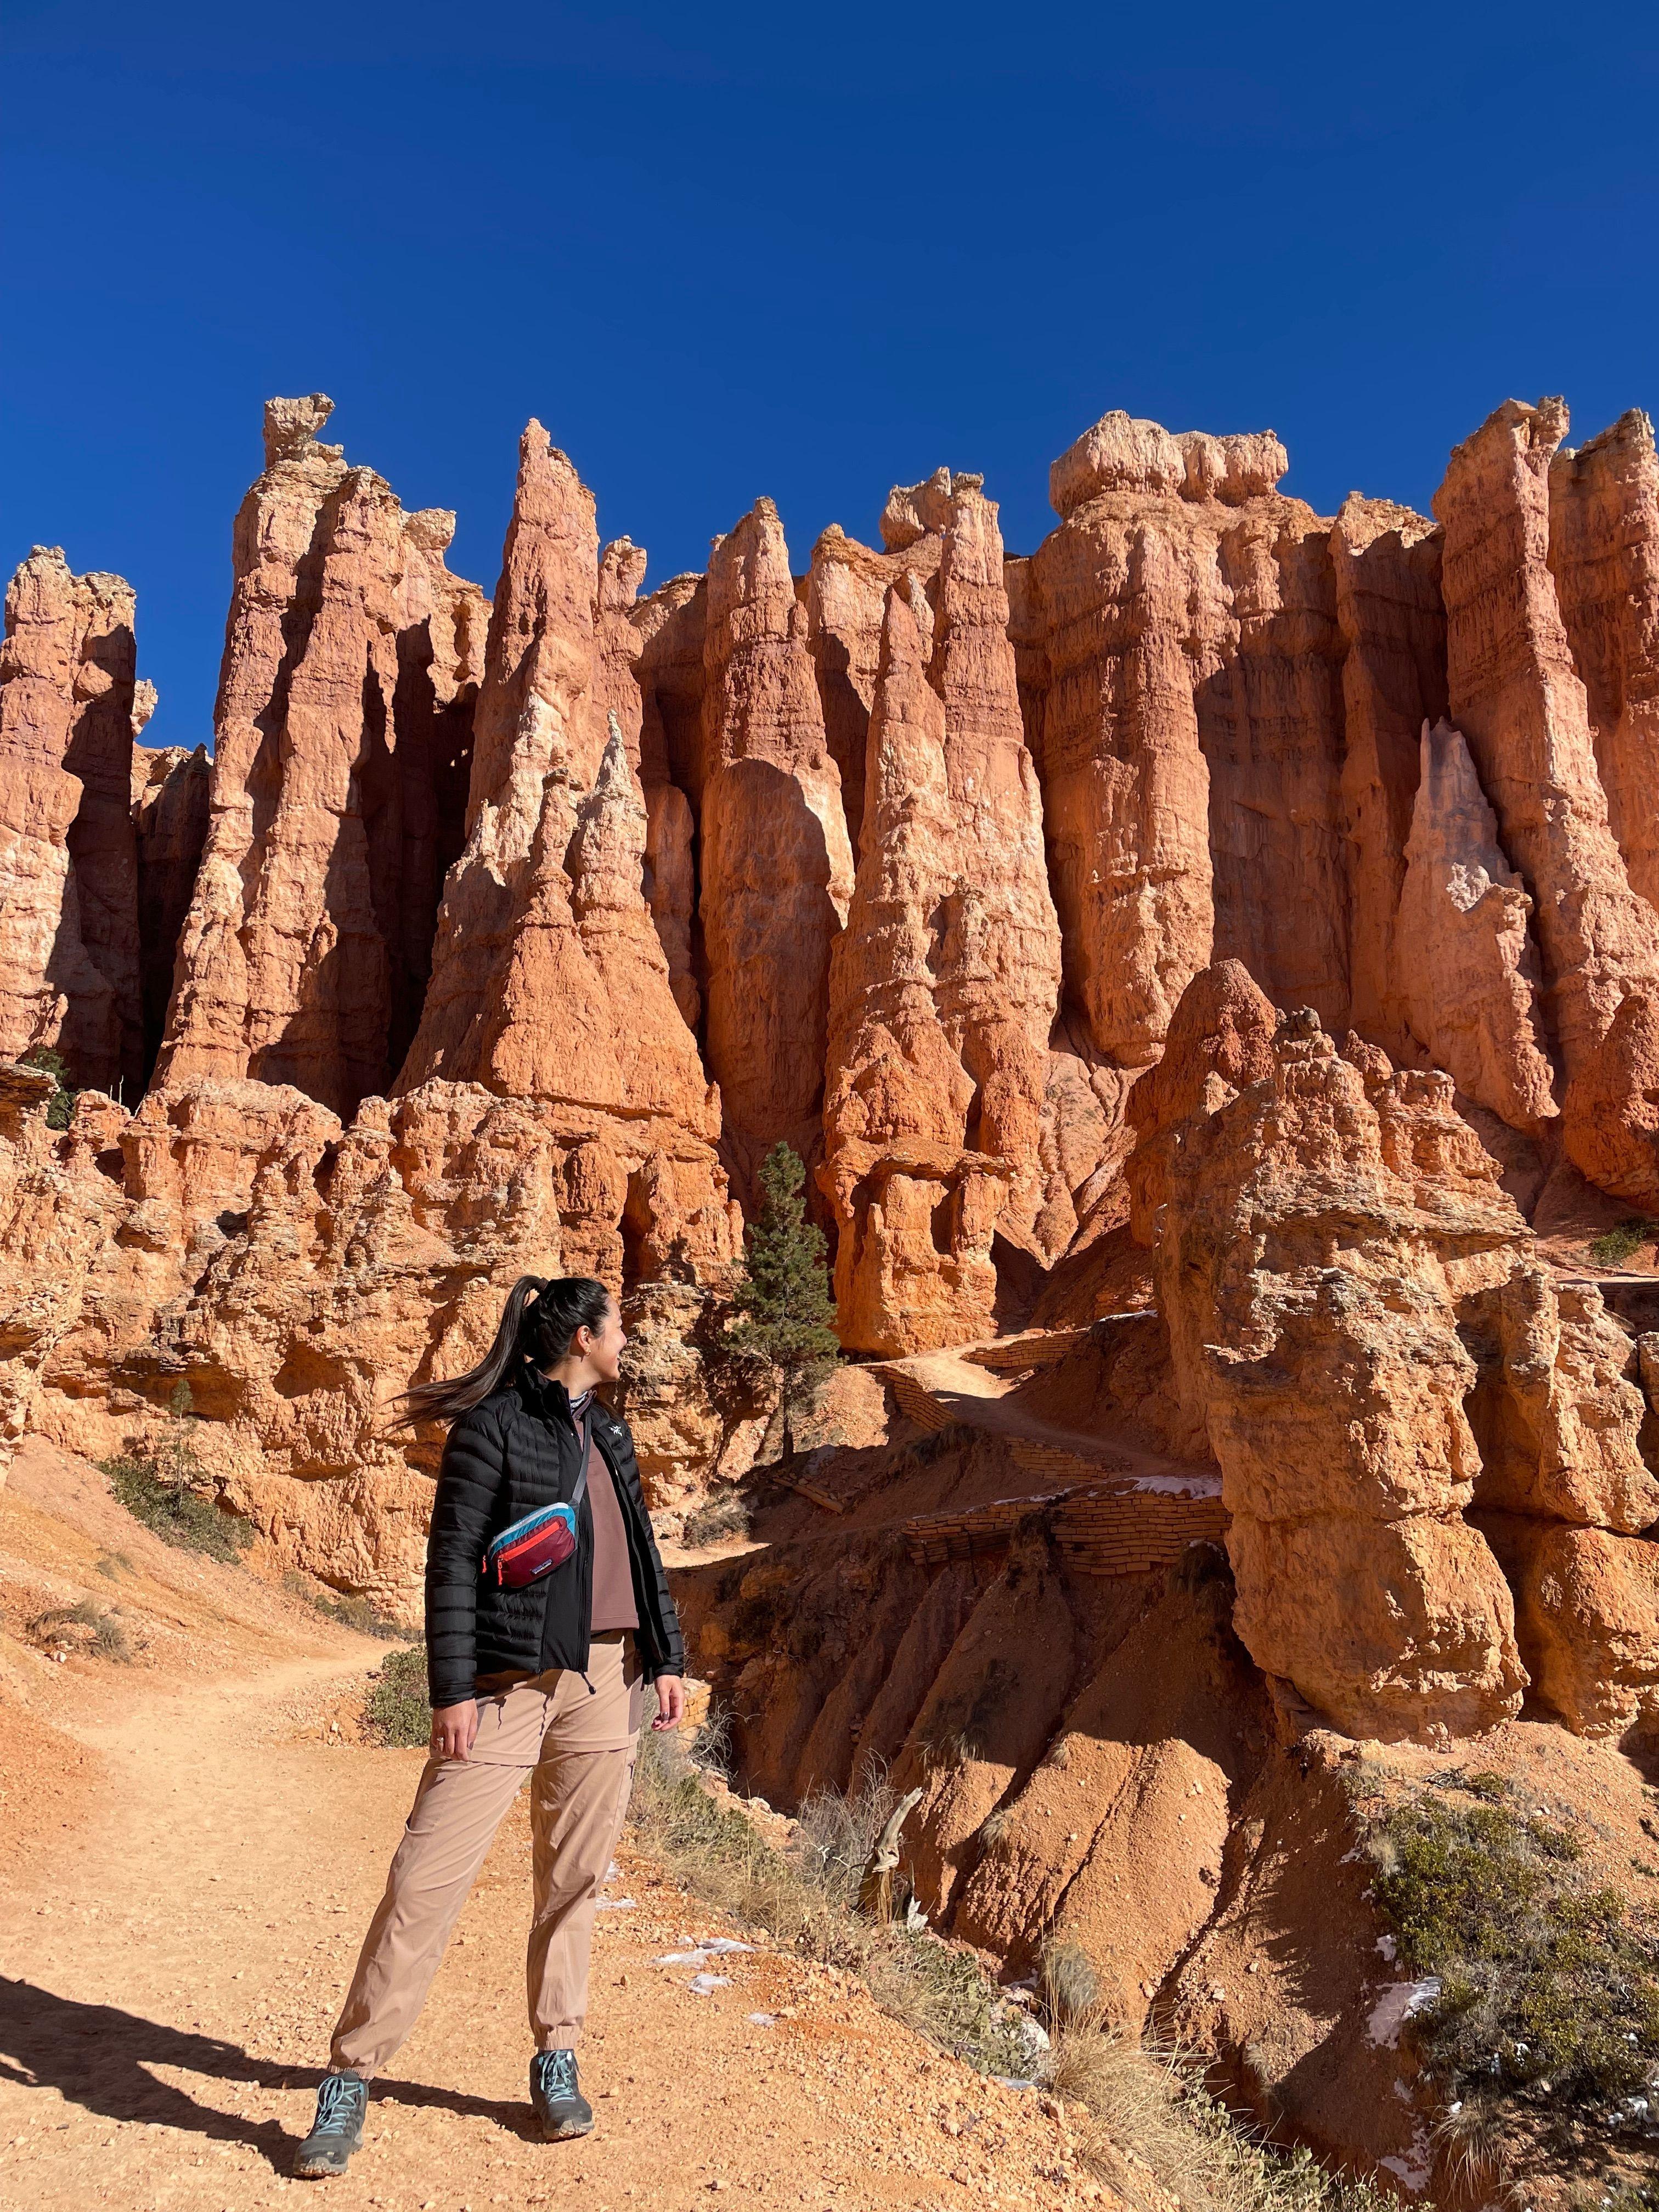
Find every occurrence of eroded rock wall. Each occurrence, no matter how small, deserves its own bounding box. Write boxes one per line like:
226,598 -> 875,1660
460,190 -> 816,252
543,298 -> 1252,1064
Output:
1435,398 -> 1659,1202
0,548 -> 143,1093
2,404 -> 743,1594
1396,717 -> 1558,1132
819,474 -> 1064,1353
1017,413 -> 1389,1065
698,498 -> 855,1181
1143,964 -> 1659,1745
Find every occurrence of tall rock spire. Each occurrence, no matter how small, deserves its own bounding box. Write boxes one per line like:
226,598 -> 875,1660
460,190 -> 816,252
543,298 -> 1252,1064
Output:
698,497 -> 855,1179
0,546 -> 142,1093
155,396 -> 487,1118
1548,408 -> 1659,915
1435,397 -> 1659,1199
820,476 -> 1062,1353
394,421 -> 593,1090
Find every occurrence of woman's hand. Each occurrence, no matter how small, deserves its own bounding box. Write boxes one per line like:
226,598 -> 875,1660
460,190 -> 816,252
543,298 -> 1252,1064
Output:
431,1700 -> 479,1761
651,1674 -> 686,1731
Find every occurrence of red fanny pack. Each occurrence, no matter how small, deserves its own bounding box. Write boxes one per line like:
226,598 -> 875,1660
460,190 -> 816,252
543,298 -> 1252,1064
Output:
481,1407 -> 591,1590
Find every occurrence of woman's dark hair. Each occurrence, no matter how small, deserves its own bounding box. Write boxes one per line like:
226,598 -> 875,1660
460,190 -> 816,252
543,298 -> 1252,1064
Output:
386,1274 -> 613,1431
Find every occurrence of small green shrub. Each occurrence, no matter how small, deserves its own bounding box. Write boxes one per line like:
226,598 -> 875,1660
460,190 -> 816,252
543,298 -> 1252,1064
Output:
103,1452 -> 251,1563
908,1421 -> 976,1466
1369,1794 -> 1659,2114
1590,1219 -> 1654,1268
681,1491 -> 753,1549
282,1572 -> 403,1639
1416,1764 -> 1512,1805
1592,2187 -> 1659,2212
365,1644 -> 431,1747
20,1046 -> 77,1130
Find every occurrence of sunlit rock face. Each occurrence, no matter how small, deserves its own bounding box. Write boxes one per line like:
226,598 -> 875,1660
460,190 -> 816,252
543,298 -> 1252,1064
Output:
820,473 -> 1062,1355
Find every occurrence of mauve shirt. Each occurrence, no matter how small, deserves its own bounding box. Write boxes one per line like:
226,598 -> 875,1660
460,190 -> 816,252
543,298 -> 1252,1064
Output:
571,1391 -> 638,1638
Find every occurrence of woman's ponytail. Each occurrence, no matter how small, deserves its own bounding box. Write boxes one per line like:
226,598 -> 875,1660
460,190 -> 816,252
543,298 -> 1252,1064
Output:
385,1273 -> 613,1432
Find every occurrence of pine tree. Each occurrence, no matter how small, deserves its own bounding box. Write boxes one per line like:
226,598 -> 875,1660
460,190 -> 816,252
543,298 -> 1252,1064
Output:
160,1377 -> 204,1492
726,1143 -> 840,1455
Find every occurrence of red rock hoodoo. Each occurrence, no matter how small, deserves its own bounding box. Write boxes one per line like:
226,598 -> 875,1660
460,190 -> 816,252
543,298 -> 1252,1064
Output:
820,473 -> 1064,1354
156,395 -> 487,1119
0,548 -> 144,1094
698,496 -> 856,1183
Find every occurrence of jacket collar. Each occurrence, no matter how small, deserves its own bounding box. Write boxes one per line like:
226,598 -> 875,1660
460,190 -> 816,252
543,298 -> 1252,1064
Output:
514,1361 -> 578,1430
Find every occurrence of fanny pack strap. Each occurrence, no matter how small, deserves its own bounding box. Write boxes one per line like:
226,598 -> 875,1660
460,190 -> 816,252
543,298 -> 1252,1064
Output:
571,1397 -> 593,1516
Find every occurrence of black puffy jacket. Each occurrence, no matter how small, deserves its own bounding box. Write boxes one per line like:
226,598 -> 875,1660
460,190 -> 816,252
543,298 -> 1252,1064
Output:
424,1363 -> 685,1709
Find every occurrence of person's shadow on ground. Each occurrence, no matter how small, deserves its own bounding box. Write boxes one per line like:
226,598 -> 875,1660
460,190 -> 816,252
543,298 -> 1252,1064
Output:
0,1979 -> 535,2170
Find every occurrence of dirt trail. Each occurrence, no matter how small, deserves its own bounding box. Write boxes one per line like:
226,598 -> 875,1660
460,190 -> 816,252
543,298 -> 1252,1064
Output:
0,1584 -> 1095,2210
878,1341 -> 1216,1495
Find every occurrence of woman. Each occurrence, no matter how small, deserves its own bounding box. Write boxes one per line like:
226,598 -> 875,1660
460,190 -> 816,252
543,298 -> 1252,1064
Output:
294,1276 -> 686,2180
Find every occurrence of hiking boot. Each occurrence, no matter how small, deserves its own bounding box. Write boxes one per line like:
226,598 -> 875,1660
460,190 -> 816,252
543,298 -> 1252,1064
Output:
294,2071 -> 368,2178
530,2048 -> 593,2139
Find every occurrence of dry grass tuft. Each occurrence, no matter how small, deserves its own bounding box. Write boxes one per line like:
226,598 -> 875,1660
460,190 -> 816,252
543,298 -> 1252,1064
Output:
29,1596 -> 131,1662
627,1722 -> 1029,2073
1046,2022 -> 1393,2212
681,1491 -> 754,1548
1039,1935 -> 1100,2028
1428,2095 -> 1511,2204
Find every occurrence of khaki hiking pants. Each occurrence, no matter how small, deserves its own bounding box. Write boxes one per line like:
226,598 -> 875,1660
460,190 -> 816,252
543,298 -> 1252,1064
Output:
329,1630 -> 644,2077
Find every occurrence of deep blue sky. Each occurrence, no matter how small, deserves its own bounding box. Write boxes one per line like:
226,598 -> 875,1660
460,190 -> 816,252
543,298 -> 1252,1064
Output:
7,1 -> 1658,749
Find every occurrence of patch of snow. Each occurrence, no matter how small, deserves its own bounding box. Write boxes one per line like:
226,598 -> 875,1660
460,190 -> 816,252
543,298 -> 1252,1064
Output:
596,1896 -> 636,1911
1367,1977 -> 1442,2048
1375,1934 -> 1397,1961
1121,1472 -> 1223,1497
1380,2152 -> 1430,2193
747,2011 -> 778,2027
687,1972 -> 732,1995
692,1937 -> 755,1954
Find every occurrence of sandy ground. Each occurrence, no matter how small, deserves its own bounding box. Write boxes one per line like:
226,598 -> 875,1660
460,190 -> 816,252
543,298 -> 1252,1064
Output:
0,1452 -> 1101,2212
